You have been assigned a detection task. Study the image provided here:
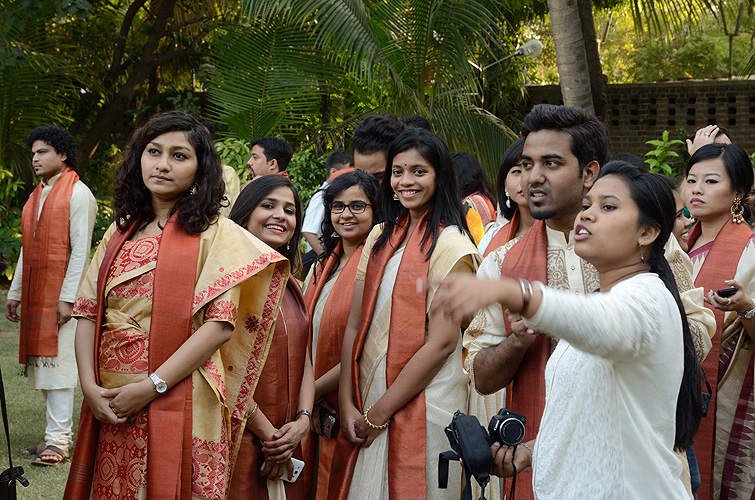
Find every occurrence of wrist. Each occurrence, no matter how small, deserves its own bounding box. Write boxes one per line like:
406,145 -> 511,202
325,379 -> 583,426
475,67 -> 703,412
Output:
364,405 -> 390,429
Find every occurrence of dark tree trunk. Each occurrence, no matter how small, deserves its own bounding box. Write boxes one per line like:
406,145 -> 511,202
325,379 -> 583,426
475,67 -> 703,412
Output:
577,0 -> 608,122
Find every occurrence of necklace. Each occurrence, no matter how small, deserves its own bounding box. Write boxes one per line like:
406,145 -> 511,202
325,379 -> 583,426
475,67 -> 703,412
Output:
157,220 -> 164,231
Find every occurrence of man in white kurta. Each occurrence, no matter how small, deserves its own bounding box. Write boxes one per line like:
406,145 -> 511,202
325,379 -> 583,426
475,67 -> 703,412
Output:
5,126 -> 96,462
463,104 -> 715,500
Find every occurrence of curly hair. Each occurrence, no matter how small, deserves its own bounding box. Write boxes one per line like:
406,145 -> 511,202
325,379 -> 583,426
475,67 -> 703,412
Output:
24,125 -> 78,170
113,111 -> 225,235
315,170 -> 380,272
229,175 -> 303,278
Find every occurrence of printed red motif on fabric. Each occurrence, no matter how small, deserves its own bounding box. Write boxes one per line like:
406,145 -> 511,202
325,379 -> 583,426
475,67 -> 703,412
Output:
73,297 -> 97,319
109,271 -> 156,301
202,358 -> 226,400
191,433 -> 230,500
205,300 -> 238,324
192,254 -> 279,310
98,328 -> 149,373
91,411 -> 148,500
107,236 -> 160,284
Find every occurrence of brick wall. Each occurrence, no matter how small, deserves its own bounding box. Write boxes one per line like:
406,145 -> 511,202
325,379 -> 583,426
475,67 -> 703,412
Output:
523,81 -> 755,157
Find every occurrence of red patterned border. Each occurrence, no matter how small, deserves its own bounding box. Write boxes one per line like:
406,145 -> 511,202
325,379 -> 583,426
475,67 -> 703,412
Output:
73,297 -> 98,320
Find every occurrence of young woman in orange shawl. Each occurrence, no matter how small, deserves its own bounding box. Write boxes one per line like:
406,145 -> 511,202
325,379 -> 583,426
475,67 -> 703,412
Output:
329,128 -> 481,500
228,175 -> 315,500
684,143 -> 755,500
64,112 -> 289,500
301,169 -> 379,498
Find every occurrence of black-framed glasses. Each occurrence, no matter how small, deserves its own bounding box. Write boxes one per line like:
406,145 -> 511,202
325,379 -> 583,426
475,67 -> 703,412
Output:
330,202 -> 371,214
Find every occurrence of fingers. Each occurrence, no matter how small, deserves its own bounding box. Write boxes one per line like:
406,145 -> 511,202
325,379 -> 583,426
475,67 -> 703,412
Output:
100,387 -> 122,398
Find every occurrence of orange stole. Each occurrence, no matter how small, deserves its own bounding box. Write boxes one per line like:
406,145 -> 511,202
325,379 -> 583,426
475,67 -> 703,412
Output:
303,243 -> 363,499
498,219 -> 549,500
228,279 -> 313,500
19,167 -> 78,363
687,220 -> 754,500
328,214 -> 433,500
64,215 -> 200,500
483,208 -> 520,258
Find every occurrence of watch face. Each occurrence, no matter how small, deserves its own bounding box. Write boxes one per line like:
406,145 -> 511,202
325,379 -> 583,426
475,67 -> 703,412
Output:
156,381 -> 168,393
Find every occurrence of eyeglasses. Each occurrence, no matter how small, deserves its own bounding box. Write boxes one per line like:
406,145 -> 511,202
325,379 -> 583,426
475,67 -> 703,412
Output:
330,202 -> 371,214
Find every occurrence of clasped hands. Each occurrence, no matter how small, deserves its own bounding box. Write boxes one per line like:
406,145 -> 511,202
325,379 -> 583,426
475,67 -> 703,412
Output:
259,416 -> 309,480
340,404 -> 387,448
84,377 -> 157,426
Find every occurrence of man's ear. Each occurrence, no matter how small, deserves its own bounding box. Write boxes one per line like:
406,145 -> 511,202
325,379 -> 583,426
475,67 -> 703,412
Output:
268,158 -> 280,174
582,161 -> 600,189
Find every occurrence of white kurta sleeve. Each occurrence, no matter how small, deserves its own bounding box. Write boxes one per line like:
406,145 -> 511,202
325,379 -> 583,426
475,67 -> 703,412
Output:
523,275 -> 668,361
59,183 -> 97,303
7,249 -> 23,302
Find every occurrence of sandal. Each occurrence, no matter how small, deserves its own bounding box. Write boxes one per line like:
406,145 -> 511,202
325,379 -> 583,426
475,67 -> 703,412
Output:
21,442 -> 45,456
31,445 -> 69,466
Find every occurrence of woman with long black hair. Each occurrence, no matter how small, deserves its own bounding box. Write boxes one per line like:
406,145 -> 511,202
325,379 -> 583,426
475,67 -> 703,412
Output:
436,161 -> 703,499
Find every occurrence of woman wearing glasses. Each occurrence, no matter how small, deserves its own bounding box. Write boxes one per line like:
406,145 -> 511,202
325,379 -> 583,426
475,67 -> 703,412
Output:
302,169 -> 380,497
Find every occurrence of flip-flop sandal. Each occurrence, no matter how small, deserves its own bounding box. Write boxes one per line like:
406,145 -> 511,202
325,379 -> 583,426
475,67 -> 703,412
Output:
21,442 -> 45,456
31,445 -> 68,466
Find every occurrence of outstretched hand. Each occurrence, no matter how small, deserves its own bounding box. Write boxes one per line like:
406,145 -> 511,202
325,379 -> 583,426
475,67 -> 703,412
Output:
432,275 -> 505,324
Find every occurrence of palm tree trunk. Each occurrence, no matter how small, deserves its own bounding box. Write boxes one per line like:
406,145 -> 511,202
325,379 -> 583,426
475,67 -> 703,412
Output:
547,0 -> 594,114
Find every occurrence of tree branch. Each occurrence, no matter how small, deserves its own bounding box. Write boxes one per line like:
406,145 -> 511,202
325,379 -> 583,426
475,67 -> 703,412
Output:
105,0 -> 149,86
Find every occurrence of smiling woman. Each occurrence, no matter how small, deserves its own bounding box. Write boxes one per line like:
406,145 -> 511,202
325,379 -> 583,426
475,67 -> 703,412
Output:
228,175 -> 315,500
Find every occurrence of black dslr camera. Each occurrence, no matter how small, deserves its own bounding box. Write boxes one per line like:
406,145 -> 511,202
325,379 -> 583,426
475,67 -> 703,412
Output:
488,408 -> 527,446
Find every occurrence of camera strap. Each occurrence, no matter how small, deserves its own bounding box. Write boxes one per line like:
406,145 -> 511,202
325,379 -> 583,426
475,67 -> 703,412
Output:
509,445 -> 518,500
439,411 -> 491,500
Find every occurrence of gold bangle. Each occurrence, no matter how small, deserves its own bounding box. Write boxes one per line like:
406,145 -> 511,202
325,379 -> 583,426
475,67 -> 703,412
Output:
363,405 -> 390,430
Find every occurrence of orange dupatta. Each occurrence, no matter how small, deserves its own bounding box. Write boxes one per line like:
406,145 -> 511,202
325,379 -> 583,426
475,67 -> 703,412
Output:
687,220 -> 754,500
328,214 -> 434,500
19,167 -> 78,362
496,219 -> 549,500
65,215 -> 200,500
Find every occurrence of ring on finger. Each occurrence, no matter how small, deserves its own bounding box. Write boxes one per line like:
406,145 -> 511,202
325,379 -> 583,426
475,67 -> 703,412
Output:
727,298 -> 732,305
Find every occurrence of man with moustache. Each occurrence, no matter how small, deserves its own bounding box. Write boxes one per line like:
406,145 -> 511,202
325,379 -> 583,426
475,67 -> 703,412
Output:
5,125 -> 97,465
463,104 -> 714,499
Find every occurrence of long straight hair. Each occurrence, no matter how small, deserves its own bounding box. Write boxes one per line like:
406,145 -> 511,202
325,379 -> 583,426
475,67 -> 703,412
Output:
229,175 -> 303,277
373,128 -> 471,260
598,161 -> 703,451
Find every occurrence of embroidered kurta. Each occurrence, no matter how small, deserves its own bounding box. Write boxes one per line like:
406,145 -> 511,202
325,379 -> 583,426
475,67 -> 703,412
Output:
525,274 -> 689,499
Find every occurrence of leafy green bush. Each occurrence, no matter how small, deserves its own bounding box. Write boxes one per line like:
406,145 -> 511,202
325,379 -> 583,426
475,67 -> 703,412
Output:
0,166 -> 24,278
216,137 -> 251,183
288,150 -> 329,207
645,130 -> 685,176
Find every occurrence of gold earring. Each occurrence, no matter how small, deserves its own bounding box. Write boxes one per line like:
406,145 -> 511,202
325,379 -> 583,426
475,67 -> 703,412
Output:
190,181 -> 198,195
393,193 -> 399,201
731,197 -> 745,224
286,241 -> 290,251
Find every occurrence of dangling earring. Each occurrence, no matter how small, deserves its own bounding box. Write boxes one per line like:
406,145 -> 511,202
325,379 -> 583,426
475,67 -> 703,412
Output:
189,181 -> 198,195
731,197 -> 745,224
286,241 -> 290,251
331,231 -> 340,238
393,193 -> 399,201
505,191 -> 511,209
639,243 -> 645,265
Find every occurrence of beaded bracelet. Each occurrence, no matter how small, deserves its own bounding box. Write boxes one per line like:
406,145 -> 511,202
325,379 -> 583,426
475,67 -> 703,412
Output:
363,406 -> 390,430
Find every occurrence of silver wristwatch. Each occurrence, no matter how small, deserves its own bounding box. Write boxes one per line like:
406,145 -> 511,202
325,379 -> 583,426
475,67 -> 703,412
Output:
737,305 -> 755,320
149,372 -> 168,393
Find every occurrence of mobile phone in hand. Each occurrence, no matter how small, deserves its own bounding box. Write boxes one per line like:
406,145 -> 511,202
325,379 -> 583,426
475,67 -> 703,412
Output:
320,407 -> 337,439
260,457 -> 305,483
717,286 -> 738,298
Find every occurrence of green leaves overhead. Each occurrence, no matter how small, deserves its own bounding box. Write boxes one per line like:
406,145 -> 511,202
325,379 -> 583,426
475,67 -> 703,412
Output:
208,0 -> 517,178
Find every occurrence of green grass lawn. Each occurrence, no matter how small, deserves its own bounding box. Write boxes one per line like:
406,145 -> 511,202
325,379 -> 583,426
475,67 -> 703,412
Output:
0,287 -> 83,500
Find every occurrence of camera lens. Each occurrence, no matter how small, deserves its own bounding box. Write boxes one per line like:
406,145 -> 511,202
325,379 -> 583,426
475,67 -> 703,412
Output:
500,418 -> 525,445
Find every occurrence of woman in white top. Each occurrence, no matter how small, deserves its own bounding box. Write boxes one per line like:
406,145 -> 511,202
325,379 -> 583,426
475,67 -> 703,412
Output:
434,161 -> 703,499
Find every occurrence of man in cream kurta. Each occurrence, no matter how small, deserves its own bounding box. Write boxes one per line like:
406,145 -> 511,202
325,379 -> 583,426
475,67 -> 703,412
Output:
5,125 -> 97,462
463,104 -> 715,500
